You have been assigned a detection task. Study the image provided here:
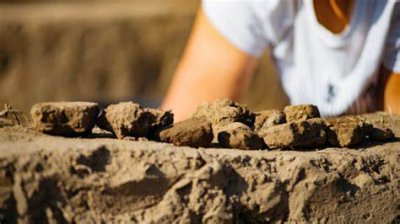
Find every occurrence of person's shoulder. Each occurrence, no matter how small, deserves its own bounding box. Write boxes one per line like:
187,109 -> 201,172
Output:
386,0 -> 400,6
385,0 -> 400,5
202,0 -> 299,26
245,0 -> 300,11
202,0 -> 299,12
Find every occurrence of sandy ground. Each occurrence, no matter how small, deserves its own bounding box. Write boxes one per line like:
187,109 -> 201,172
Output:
0,114 -> 399,223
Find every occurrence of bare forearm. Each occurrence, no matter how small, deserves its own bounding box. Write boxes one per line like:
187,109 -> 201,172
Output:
162,9 -> 257,121
384,71 -> 400,114
162,61 -> 255,120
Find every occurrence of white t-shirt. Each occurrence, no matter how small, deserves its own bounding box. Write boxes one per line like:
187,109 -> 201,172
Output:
203,0 -> 400,116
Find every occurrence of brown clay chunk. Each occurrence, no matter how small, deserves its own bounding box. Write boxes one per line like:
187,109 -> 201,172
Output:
254,110 -> 286,132
0,104 -> 31,126
192,99 -> 254,127
325,116 -> 366,147
98,102 -> 173,139
159,118 -> 213,148
359,112 -> 400,138
218,122 -> 266,150
0,118 -> 14,128
30,102 -> 99,136
260,118 -> 327,149
368,124 -> 395,141
284,104 -> 320,122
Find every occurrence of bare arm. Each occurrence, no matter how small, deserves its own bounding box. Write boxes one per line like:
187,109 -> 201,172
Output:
162,9 -> 258,121
384,70 -> 400,115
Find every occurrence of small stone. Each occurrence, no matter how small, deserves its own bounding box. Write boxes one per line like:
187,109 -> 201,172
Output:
159,118 -> 213,148
0,118 -> 13,128
97,102 -> 173,139
0,104 -> 31,126
368,124 -> 395,141
325,116 -> 366,147
359,112 -> 400,138
254,110 -> 286,132
30,102 -> 99,136
192,99 -> 254,127
260,118 -> 327,149
284,104 -> 320,123
217,122 -> 266,150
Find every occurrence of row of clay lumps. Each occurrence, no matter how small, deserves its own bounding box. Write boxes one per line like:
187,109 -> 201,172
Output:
30,99 -> 395,150
30,101 -> 173,139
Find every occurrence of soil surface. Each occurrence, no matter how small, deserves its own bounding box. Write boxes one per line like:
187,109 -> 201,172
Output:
0,113 -> 399,223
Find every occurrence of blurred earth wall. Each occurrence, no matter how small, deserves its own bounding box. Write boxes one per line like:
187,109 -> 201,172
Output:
0,0 -> 288,112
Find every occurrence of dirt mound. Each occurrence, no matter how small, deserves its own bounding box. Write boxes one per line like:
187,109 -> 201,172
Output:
1,101 -> 399,222
0,124 -> 399,223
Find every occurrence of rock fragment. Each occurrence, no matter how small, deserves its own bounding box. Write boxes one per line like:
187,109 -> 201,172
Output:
192,99 -> 254,127
98,102 -> 173,139
367,124 -> 395,141
284,104 -> 320,122
0,118 -> 13,128
254,110 -> 286,132
0,103 -> 31,126
30,102 -> 99,136
159,118 -> 213,148
357,113 -> 395,141
217,122 -> 266,150
260,118 -> 327,149
325,116 -> 367,147
364,121 -> 396,141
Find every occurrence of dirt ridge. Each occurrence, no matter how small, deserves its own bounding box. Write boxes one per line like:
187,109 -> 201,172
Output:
0,126 -> 399,223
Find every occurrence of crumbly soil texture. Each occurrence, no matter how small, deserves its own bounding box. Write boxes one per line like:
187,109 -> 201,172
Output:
0,111 -> 399,223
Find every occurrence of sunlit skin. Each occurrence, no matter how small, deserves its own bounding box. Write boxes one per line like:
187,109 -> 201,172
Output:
162,10 -> 258,121
162,0 -> 400,121
384,70 -> 400,114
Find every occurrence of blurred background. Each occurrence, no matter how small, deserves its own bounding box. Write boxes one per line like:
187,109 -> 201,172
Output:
0,0 -> 288,113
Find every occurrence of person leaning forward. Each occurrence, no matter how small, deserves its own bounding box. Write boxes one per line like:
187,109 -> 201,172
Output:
162,0 -> 400,121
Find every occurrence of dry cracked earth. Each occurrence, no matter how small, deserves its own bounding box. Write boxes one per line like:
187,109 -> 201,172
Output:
0,101 -> 399,223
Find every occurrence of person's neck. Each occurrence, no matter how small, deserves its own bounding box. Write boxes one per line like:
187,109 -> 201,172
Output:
313,0 -> 355,34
